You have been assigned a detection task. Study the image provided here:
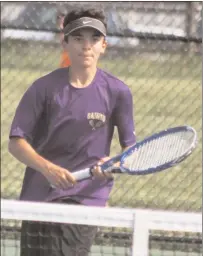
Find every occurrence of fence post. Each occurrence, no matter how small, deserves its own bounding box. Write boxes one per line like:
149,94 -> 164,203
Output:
132,211 -> 149,256
186,2 -> 198,53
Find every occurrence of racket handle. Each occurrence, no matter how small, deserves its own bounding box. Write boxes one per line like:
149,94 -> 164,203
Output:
72,168 -> 92,181
73,155 -> 122,181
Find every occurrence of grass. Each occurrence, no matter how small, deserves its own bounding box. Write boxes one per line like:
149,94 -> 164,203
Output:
1,41 -> 202,212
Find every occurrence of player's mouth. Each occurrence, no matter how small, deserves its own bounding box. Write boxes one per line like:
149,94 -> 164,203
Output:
81,55 -> 92,58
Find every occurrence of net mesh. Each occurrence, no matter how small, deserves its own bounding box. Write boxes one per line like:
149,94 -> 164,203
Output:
125,129 -> 196,171
1,200 -> 202,256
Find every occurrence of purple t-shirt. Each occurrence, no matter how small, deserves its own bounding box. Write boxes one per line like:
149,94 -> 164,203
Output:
9,68 -> 136,206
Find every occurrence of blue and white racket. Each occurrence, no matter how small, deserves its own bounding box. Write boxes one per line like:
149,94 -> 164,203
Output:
73,126 -> 197,181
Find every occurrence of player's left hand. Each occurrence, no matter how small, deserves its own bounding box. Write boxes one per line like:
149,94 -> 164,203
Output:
92,157 -> 120,179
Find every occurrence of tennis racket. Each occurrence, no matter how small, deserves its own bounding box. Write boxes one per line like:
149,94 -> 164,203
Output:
73,126 -> 197,181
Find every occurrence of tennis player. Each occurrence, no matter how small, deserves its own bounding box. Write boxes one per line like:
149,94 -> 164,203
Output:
8,8 -> 136,256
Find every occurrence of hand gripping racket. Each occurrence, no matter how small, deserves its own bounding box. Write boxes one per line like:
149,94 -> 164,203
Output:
73,126 -> 197,181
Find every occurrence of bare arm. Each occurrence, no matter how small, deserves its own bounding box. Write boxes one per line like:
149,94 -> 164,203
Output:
9,138 -> 49,173
8,138 -> 76,189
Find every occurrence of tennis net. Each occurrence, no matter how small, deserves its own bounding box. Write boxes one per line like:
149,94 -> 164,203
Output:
1,199 -> 202,256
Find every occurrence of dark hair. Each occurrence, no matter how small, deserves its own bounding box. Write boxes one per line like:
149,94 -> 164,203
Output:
63,8 -> 107,30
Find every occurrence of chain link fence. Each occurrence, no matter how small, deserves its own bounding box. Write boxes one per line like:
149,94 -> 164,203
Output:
1,2 -> 202,212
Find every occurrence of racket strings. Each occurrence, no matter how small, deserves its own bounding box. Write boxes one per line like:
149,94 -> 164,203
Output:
124,131 -> 195,171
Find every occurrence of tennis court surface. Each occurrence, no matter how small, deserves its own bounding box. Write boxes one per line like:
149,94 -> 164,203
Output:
1,199 -> 202,256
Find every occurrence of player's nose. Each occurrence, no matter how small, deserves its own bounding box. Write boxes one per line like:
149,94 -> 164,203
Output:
82,39 -> 92,49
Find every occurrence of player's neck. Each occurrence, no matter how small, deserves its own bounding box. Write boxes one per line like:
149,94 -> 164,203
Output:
68,65 -> 97,88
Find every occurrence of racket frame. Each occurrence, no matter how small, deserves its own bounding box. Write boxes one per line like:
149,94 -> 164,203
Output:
115,125 -> 197,175
73,126 -> 197,181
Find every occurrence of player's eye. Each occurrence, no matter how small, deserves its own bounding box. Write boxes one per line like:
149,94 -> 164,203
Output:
73,36 -> 82,41
92,36 -> 100,42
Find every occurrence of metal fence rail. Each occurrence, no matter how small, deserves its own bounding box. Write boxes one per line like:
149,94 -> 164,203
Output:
1,2 -> 202,212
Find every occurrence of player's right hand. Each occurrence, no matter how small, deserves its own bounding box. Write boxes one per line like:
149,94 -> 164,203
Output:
40,162 -> 77,190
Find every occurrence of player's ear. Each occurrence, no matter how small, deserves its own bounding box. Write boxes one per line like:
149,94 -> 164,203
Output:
62,37 -> 69,50
101,38 -> 107,54
64,36 -> 68,43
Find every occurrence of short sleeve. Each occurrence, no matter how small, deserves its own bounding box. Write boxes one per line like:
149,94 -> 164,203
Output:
113,86 -> 136,148
9,81 -> 46,143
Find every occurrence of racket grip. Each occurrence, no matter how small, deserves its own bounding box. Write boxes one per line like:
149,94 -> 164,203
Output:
72,168 -> 92,181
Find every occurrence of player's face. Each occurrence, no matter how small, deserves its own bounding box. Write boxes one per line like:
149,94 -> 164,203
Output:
65,28 -> 107,68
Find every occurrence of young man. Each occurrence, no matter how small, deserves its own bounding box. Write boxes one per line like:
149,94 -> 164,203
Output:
9,8 -> 136,256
